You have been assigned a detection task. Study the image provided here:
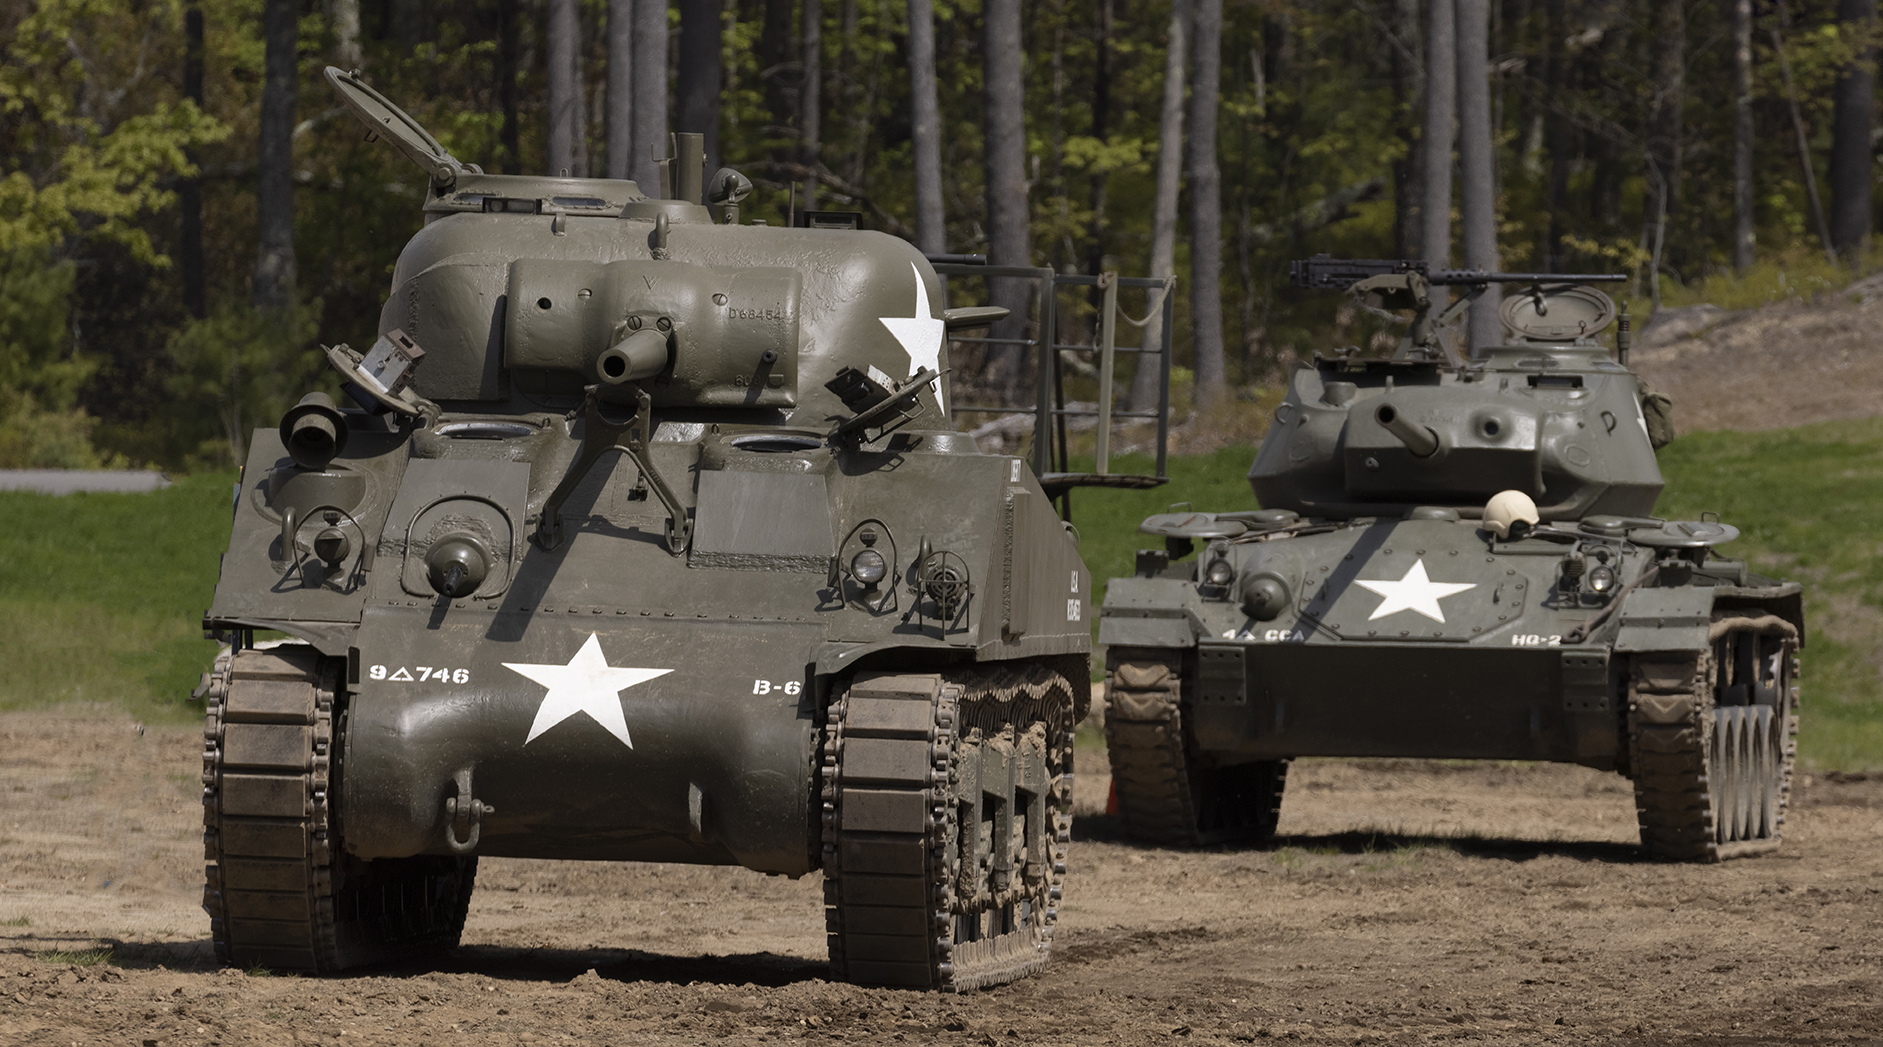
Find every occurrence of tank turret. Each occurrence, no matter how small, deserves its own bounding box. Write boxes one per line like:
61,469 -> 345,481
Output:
1250,255 -> 1657,520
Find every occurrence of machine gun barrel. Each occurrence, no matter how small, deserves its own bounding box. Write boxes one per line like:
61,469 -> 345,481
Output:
1289,255 -> 1625,291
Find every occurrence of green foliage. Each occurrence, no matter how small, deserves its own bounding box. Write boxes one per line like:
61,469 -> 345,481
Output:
0,246 -> 121,467
164,302 -> 324,469
0,394 -> 122,469
0,0 -> 1875,470
1655,244 -> 1883,314
0,472 -> 234,724
0,0 -> 228,264
0,248 -> 85,405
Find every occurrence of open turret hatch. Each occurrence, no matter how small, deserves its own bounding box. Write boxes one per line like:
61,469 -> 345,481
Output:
325,66 -> 471,188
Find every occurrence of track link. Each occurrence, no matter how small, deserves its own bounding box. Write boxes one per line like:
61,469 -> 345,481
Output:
821,660 -> 1076,991
201,644 -> 477,971
1627,615 -> 1799,862
1103,648 -> 1285,846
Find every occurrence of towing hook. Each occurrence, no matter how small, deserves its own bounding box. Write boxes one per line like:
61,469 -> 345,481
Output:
443,768 -> 495,854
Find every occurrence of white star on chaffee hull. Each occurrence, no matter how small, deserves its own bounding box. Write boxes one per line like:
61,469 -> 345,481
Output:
504,633 -> 671,747
879,262 -> 945,379
1354,559 -> 1477,623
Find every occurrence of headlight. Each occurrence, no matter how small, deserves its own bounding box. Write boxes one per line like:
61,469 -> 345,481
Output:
851,549 -> 888,585
1205,558 -> 1235,586
1587,564 -> 1616,593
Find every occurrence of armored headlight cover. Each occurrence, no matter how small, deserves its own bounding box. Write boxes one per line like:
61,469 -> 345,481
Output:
1204,558 -> 1235,587
1587,564 -> 1617,593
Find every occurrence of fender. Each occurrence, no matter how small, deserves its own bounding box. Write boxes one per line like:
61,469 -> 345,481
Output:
1611,586 -> 1716,653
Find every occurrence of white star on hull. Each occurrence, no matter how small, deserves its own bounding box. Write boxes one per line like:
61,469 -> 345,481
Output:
1354,559 -> 1477,623
503,633 -> 671,747
879,262 -> 946,380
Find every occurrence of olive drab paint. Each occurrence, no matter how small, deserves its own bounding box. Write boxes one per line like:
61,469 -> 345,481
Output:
1099,261 -> 1805,862
192,69 -> 1088,988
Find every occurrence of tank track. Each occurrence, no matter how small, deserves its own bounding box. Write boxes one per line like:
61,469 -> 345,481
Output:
201,644 -> 477,971
821,660 -> 1076,991
1626,614 -> 1800,862
1102,649 -> 1286,846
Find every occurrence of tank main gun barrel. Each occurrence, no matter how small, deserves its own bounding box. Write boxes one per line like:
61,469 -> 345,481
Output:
1374,403 -> 1439,457
1289,255 -> 1626,292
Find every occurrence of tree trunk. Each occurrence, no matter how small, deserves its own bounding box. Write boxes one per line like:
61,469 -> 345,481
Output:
840,0 -> 862,185
1544,0 -> 1570,271
1390,0 -> 1423,260
547,0 -> 583,176
1646,0 -> 1683,284
908,0 -> 945,253
181,0 -> 205,320
607,0 -> 633,179
1127,0 -> 1187,412
1188,0 -> 1225,409
800,0 -> 822,208
1455,0 -> 1499,352
982,0 -> 1031,387
631,0 -> 670,191
254,0 -> 298,314
1830,0 -> 1875,261
1772,7 -> 1837,264
1730,0 -> 1754,271
679,0 -> 723,174
498,0 -> 522,173
325,0 -> 362,69
761,0 -> 796,178
1421,0 -> 1455,268
1085,0 -> 1112,279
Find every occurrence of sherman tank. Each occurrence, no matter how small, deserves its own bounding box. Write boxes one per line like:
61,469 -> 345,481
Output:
190,69 -> 1088,990
1099,257 -> 1802,861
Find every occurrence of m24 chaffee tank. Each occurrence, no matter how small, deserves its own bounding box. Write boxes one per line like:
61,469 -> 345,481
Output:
1099,257 -> 1803,862
191,69 -> 1088,990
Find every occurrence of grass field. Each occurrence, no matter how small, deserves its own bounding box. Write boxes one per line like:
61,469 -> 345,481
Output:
5,418 -> 1883,765
0,472 -> 236,724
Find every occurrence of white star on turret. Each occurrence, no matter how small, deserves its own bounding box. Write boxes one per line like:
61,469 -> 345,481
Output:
1355,559 -> 1477,623
879,263 -> 946,379
503,633 -> 671,747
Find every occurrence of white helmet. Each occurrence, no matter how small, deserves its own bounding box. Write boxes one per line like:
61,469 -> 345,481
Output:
1483,490 -> 1540,539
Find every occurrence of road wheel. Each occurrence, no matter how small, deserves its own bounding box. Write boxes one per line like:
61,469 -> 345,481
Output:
1627,616 -> 1798,861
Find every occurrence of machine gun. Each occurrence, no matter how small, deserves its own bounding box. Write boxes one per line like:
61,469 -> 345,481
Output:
1289,254 -> 1626,364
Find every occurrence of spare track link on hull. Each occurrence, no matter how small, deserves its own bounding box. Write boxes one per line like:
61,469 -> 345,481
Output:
1102,649 -> 1286,846
201,644 -> 477,971
1626,614 -> 1800,862
821,663 -> 1075,992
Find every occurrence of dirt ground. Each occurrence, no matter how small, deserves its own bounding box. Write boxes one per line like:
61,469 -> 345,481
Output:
1629,273 -> 1883,436
4,707 -> 1882,1046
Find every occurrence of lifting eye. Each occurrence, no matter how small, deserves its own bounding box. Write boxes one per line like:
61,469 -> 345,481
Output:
1480,418 -> 1501,437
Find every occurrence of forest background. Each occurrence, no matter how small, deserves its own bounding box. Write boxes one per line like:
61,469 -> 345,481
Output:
2,0 -> 1881,470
